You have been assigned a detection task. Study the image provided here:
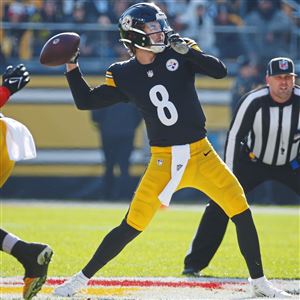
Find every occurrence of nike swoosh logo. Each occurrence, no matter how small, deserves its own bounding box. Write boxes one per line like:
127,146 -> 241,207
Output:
8,79 -> 19,84
203,150 -> 212,156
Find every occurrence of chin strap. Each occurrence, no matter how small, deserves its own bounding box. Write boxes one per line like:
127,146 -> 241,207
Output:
134,43 -> 166,53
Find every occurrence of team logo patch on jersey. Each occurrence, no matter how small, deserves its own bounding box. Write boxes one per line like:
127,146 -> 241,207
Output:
166,59 -> 179,71
157,159 -> 163,166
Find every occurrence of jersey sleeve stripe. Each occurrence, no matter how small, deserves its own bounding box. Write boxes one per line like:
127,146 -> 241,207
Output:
105,71 -> 116,87
183,38 -> 202,52
191,44 -> 201,52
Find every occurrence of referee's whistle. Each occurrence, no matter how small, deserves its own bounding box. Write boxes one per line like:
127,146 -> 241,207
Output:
249,152 -> 256,160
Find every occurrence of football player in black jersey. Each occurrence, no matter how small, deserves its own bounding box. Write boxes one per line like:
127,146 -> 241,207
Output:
54,3 -> 290,298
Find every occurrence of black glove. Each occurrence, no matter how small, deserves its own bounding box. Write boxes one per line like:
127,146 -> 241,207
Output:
2,64 -> 30,95
168,33 -> 189,55
68,48 -> 80,64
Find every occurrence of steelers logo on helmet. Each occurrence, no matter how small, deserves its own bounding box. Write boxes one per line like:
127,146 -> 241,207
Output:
121,15 -> 132,31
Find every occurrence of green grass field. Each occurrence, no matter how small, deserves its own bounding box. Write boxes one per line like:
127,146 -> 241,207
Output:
1,202 -> 299,279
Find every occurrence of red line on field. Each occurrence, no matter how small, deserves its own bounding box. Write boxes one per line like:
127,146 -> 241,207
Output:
46,278 -> 238,289
2,277 -> 248,290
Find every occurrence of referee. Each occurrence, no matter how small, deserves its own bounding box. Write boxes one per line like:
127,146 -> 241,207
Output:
183,57 -> 300,277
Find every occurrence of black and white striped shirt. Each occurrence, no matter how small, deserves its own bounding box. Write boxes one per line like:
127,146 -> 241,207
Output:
225,85 -> 300,170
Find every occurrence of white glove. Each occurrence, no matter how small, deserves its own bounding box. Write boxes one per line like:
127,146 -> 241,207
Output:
168,33 -> 189,55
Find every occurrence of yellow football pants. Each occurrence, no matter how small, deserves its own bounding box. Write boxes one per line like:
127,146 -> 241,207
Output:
127,137 -> 248,231
0,120 -> 15,188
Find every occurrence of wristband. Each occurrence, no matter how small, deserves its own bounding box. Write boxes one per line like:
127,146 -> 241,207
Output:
0,86 -> 11,108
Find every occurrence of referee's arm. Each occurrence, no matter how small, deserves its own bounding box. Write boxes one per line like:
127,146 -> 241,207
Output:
224,95 -> 256,171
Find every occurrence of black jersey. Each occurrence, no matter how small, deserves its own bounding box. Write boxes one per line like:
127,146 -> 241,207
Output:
66,47 -> 227,146
225,85 -> 300,169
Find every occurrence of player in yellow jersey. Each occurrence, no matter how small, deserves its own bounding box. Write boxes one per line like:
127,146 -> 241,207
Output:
54,3 -> 290,298
0,64 -> 53,300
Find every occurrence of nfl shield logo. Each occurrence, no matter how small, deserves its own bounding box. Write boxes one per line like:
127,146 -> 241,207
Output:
279,60 -> 288,70
176,164 -> 183,171
147,70 -> 154,77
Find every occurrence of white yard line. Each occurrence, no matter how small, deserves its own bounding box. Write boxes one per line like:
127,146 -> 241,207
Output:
1,200 -> 299,214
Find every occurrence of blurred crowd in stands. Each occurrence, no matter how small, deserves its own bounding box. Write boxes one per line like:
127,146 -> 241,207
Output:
1,0 -> 299,73
1,0 -> 298,203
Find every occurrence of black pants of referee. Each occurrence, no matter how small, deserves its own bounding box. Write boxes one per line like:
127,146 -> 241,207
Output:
183,155 -> 300,273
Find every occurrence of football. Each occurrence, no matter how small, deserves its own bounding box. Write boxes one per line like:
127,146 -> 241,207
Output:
39,32 -> 80,66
